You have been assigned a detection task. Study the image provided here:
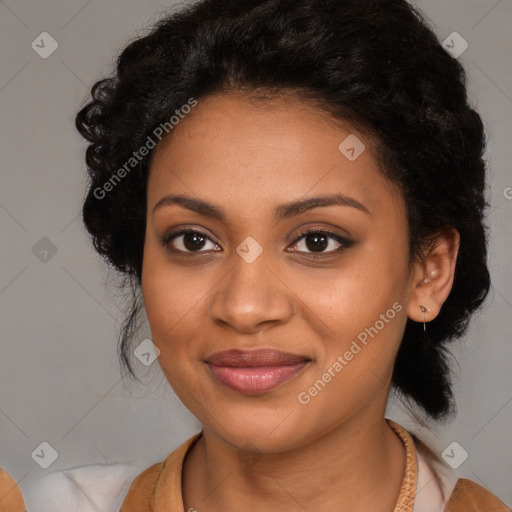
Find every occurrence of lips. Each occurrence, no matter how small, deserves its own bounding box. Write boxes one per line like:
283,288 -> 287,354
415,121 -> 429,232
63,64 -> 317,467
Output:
205,349 -> 310,394
206,348 -> 309,367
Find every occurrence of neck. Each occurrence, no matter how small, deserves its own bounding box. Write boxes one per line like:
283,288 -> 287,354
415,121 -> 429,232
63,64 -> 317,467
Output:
182,411 -> 407,512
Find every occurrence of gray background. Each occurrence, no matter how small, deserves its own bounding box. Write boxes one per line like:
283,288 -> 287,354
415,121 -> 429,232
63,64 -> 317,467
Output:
1,0 -> 511,506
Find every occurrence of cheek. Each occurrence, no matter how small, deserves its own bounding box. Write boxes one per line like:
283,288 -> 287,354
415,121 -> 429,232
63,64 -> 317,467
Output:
298,304 -> 407,429
141,261 -> 205,400
310,244 -> 409,335
141,245 -> 198,347
306,238 -> 410,385
141,242 -> 224,390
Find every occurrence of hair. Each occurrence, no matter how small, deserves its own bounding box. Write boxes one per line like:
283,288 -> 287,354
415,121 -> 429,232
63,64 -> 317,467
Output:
76,0 -> 490,422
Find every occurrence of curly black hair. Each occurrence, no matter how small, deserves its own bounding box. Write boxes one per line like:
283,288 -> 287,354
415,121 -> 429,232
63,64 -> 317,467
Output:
76,0 -> 490,422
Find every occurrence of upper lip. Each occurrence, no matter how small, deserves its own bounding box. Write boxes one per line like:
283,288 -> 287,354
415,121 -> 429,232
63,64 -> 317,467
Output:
205,349 -> 310,367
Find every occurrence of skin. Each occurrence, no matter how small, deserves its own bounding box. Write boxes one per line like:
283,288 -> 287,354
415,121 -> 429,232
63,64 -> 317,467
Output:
141,92 -> 459,512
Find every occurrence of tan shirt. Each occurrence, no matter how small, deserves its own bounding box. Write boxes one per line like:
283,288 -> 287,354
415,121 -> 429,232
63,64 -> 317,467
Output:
117,420 -> 510,511
1,420 -> 510,511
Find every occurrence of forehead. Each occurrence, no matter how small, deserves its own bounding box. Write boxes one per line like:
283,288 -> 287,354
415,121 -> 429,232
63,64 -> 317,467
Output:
147,93 -> 402,223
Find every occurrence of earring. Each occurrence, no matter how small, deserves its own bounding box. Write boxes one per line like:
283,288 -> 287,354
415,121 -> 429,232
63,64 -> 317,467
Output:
419,304 -> 430,332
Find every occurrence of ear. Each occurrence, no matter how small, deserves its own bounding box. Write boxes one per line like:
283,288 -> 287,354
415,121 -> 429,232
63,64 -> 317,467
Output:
407,228 -> 460,324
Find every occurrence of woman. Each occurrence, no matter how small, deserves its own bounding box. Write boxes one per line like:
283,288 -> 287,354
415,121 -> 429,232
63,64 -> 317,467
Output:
1,0 -> 509,510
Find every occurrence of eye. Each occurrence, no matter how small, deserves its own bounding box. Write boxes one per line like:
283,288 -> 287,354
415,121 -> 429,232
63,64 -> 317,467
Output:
160,228 -> 221,253
160,227 -> 354,256
288,229 -> 354,256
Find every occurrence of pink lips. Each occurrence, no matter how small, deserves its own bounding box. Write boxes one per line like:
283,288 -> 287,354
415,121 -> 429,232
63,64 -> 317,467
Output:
205,349 -> 310,395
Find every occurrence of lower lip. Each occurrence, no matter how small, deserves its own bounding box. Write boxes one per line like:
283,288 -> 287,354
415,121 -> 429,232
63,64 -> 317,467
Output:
207,362 -> 309,394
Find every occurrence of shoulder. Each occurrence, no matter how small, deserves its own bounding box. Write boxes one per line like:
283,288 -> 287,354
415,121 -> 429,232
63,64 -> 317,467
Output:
0,468 -> 26,511
119,461 -> 165,511
19,461 -> 146,512
120,432 -> 203,511
409,432 -> 510,511
444,478 -> 511,512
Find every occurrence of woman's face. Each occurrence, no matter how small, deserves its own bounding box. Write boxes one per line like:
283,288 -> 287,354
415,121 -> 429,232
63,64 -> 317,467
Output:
142,93 -> 419,452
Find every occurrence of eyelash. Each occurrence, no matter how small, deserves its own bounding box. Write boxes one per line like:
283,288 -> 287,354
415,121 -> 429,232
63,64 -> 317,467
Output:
160,227 -> 354,258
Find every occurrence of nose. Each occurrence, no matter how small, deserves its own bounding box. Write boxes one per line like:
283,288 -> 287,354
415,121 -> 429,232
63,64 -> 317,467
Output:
208,250 -> 295,334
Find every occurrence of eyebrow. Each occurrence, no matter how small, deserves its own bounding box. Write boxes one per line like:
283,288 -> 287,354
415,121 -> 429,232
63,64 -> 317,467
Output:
152,192 -> 371,221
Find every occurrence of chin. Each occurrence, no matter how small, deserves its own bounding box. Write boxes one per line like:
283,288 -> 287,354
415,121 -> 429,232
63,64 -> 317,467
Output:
206,408 -> 314,454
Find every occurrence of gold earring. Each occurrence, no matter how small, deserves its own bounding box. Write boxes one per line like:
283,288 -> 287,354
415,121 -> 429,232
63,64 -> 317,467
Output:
419,304 -> 430,332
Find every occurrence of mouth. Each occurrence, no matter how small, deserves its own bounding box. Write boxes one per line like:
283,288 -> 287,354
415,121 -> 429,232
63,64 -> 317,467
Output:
205,349 -> 311,395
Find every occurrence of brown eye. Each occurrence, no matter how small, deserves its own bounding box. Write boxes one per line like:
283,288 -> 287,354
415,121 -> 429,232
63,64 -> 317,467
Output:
289,230 -> 354,255
161,228 -> 221,253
